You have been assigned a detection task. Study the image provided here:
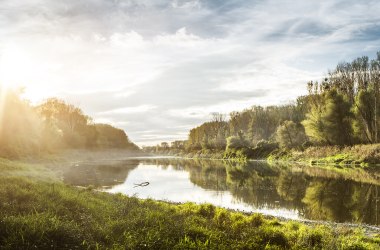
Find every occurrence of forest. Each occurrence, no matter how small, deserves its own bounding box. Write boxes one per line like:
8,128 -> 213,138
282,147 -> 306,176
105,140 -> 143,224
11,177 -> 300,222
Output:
0,90 -> 139,158
147,52 -> 380,162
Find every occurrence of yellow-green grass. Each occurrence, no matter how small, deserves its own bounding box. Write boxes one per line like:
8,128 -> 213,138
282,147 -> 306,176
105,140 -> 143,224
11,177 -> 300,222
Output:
268,144 -> 380,167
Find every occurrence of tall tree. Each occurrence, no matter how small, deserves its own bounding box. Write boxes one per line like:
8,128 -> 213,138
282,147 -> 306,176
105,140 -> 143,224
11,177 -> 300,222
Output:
275,121 -> 307,149
352,89 -> 379,143
37,98 -> 91,148
303,89 -> 353,145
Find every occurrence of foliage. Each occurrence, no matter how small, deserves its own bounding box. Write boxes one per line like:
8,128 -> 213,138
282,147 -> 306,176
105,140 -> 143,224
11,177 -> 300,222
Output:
149,51 -> 380,160
226,132 -> 250,151
37,98 -> 92,148
353,89 -> 380,143
269,143 -> 380,166
302,89 -> 353,145
95,124 -> 138,150
251,140 -> 279,158
0,91 -> 139,158
276,120 -> 307,149
188,121 -> 229,150
0,90 -> 42,158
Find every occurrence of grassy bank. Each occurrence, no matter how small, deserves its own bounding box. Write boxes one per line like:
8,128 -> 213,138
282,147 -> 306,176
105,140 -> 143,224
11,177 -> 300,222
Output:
152,148 -> 226,160
158,144 -> 275,162
268,144 -> 380,167
163,144 -> 380,167
1,159 -> 380,249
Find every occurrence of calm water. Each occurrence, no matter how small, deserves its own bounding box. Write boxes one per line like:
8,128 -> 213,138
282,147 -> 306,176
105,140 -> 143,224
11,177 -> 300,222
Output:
63,157 -> 380,226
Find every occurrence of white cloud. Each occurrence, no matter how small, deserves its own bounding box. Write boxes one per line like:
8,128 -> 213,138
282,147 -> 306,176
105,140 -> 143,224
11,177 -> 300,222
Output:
171,0 -> 201,9
98,105 -> 157,115
1,0 -> 380,145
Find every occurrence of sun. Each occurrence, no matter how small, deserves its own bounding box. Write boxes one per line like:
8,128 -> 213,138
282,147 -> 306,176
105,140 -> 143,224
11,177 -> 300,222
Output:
0,46 -> 28,88
0,45 -> 47,103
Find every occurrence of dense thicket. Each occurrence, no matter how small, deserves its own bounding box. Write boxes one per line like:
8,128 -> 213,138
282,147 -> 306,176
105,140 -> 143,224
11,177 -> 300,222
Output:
148,51 -> 380,158
0,92 -> 138,158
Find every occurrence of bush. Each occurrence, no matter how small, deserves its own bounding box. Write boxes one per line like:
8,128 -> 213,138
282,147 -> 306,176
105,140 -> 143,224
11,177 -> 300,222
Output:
251,140 -> 279,158
226,136 -> 249,151
276,121 -> 307,149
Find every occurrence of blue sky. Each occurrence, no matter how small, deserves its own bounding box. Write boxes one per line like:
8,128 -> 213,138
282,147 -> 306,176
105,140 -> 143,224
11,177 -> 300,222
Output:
0,0 -> 380,145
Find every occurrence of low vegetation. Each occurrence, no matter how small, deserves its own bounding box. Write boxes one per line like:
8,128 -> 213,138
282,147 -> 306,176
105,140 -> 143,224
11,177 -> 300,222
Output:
269,144 -> 380,166
1,159 -> 379,249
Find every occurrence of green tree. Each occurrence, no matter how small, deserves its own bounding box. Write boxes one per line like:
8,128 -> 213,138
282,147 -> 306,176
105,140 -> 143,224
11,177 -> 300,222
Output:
226,131 -> 249,151
171,140 -> 186,150
303,90 -> 353,145
95,124 -> 138,149
187,120 -> 229,151
37,98 -> 91,148
275,121 -> 307,149
352,89 -> 379,143
322,90 -> 353,145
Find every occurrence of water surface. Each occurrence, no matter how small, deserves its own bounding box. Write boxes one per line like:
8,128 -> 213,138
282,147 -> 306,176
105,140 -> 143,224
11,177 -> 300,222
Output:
63,158 -> 380,226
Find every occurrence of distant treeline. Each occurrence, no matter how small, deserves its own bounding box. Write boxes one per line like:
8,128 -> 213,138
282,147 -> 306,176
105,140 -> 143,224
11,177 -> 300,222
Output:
0,91 -> 139,158
145,51 -> 380,159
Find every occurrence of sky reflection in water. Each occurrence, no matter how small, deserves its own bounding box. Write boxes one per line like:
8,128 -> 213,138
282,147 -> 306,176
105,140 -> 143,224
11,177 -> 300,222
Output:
64,158 -> 380,226
107,164 -> 301,220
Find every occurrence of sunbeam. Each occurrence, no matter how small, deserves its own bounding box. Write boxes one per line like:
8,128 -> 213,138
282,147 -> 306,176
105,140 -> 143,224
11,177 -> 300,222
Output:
0,85 -> 8,138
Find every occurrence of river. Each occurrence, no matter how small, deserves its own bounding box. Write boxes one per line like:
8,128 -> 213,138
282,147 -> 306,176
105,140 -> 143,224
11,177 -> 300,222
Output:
63,157 -> 380,226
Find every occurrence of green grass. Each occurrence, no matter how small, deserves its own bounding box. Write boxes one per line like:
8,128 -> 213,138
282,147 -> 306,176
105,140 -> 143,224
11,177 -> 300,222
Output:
268,144 -> 380,167
0,159 -> 379,249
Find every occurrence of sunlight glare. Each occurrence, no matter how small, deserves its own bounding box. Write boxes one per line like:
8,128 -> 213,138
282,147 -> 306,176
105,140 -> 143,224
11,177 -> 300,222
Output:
0,45 -> 46,102
0,85 -> 7,138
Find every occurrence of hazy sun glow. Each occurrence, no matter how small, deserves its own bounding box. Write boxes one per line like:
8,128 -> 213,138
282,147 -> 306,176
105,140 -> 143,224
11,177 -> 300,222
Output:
1,0 -> 380,145
0,46 -> 29,84
0,45 -> 51,103
0,86 -> 8,137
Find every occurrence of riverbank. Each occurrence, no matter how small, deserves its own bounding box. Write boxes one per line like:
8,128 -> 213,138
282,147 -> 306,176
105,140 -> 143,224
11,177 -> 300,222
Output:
155,144 -> 380,167
1,158 -> 380,249
268,144 -> 380,167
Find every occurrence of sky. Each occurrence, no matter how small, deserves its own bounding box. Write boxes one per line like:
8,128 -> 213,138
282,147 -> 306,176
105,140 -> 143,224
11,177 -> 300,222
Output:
0,0 -> 380,146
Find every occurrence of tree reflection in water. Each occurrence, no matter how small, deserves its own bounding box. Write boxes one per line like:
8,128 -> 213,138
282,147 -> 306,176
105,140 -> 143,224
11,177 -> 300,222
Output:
64,158 -> 380,225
